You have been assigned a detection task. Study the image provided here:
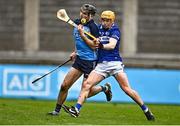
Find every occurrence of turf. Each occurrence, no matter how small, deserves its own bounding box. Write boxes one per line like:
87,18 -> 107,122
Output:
0,98 -> 180,125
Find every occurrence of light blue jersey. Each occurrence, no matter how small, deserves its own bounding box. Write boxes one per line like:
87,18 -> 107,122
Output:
73,19 -> 99,61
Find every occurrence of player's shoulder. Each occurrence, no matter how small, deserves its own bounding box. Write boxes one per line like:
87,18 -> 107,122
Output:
111,24 -> 120,31
110,24 -> 120,34
88,19 -> 98,27
87,20 -> 99,32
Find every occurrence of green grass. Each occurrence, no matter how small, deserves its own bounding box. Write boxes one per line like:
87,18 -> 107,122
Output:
0,98 -> 180,125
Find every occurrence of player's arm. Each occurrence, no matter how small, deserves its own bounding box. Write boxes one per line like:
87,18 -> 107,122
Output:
70,50 -> 77,61
98,30 -> 120,50
78,25 -> 98,50
102,38 -> 117,50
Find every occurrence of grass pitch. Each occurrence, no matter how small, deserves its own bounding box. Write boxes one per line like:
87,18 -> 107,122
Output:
0,98 -> 180,125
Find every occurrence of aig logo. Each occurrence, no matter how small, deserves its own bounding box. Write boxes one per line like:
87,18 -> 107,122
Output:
3,68 -> 50,97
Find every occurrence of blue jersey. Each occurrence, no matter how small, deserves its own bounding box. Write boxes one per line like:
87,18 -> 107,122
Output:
73,19 -> 99,61
98,24 -> 122,62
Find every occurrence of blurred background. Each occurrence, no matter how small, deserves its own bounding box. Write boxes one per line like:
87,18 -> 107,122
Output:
0,0 -> 180,104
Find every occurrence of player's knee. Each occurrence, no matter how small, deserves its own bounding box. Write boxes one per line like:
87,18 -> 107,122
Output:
81,83 -> 86,89
60,81 -> 70,92
60,84 -> 67,92
83,80 -> 92,91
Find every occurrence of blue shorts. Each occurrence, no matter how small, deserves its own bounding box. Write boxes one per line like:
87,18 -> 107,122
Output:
72,56 -> 97,78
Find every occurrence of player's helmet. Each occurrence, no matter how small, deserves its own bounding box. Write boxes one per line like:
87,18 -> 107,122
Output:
101,10 -> 115,21
80,4 -> 97,16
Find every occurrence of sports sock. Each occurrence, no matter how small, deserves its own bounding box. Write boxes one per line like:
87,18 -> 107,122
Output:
141,104 -> 148,112
101,85 -> 107,92
55,104 -> 62,113
75,103 -> 82,111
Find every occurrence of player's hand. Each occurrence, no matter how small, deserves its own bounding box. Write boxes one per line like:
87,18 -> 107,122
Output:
70,51 -> 76,61
77,25 -> 84,36
93,38 -> 99,48
98,42 -> 104,49
93,38 -> 104,49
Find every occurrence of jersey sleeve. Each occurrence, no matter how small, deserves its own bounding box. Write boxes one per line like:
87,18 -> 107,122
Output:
110,29 -> 121,41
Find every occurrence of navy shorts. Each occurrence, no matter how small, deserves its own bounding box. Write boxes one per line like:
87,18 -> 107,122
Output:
72,56 -> 97,78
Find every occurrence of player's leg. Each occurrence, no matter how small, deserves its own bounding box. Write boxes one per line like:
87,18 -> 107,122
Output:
114,72 -> 155,121
57,67 -> 82,104
63,61 -> 112,117
77,71 -> 104,108
115,72 -> 144,105
63,71 -> 104,117
63,77 -> 112,117
80,77 -> 103,98
78,58 -> 112,101
88,83 -> 112,101
48,67 -> 82,115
